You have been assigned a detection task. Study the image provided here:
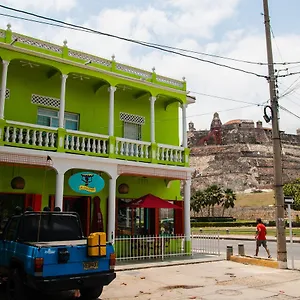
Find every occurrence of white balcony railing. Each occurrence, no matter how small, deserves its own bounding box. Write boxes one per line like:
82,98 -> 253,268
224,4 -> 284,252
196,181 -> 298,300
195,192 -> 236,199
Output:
157,144 -> 184,163
115,137 -> 151,160
65,130 -> 109,155
3,120 -> 57,149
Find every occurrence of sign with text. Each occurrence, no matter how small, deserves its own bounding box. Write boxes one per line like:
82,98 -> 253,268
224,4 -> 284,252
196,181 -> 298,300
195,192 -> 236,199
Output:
68,172 -> 105,195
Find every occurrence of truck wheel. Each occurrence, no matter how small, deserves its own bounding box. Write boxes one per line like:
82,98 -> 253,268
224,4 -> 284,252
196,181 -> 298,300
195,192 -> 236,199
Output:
80,286 -> 103,299
6,269 -> 29,300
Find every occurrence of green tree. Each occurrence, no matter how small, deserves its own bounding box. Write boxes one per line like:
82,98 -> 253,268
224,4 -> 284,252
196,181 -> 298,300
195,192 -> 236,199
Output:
205,185 -> 223,216
221,188 -> 236,217
283,179 -> 300,210
191,190 -> 207,217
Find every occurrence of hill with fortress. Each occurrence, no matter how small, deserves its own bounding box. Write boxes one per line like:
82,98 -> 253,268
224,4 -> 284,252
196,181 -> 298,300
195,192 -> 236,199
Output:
188,113 -> 300,193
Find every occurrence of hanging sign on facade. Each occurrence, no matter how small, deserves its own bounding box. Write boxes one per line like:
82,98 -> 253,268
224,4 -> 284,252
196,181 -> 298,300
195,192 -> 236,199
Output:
68,172 -> 105,195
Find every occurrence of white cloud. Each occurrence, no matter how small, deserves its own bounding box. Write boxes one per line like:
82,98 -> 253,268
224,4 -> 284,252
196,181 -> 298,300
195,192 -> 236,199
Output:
0,0 -> 77,12
1,0 -> 300,134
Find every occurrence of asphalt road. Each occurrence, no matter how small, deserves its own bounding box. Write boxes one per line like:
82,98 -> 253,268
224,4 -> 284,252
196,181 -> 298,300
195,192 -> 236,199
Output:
219,238 -> 300,260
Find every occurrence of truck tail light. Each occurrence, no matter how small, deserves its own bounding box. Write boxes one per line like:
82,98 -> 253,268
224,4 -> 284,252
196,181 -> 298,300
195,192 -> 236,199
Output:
34,258 -> 44,274
109,253 -> 116,270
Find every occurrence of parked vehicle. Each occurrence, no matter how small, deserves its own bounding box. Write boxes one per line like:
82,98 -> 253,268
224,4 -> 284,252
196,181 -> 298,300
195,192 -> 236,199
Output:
0,210 -> 116,299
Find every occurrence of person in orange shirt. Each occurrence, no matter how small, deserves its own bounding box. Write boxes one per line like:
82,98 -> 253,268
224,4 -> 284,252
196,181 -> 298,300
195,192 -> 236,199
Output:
255,218 -> 271,258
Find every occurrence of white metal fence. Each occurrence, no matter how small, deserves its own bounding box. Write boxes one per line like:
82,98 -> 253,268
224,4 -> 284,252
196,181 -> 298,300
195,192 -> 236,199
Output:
115,233 -> 220,262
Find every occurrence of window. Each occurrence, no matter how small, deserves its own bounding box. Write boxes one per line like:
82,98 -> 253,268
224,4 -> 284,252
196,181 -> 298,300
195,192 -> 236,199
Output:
4,217 -> 20,241
123,122 -> 141,140
37,108 -> 79,130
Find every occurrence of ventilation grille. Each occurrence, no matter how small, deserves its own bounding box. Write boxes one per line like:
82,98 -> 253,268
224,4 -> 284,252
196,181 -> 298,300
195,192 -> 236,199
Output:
31,94 -> 60,108
0,88 -> 10,99
120,112 -> 145,125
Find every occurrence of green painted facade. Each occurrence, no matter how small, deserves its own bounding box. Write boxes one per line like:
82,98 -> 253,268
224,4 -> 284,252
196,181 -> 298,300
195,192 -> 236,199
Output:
0,26 -> 188,219
0,165 -> 182,231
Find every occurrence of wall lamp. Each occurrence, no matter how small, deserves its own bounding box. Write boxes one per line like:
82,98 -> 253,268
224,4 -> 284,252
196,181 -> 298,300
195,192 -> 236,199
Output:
84,60 -> 92,65
263,105 -> 273,123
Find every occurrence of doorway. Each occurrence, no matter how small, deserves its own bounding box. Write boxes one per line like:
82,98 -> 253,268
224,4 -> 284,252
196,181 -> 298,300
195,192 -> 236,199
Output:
0,193 -> 25,232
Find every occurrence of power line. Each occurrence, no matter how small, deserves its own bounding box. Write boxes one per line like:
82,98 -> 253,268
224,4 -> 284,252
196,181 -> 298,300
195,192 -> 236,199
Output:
279,104 -> 300,120
188,91 -> 264,106
2,11 -> 300,68
0,5 -> 269,79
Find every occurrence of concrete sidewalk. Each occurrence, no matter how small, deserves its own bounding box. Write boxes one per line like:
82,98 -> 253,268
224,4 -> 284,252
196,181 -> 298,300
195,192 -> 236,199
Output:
103,260 -> 300,299
116,254 -> 224,271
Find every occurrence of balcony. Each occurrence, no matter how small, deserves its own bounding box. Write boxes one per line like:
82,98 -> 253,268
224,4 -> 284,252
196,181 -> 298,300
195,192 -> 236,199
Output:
0,26 -> 186,92
0,120 -> 189,167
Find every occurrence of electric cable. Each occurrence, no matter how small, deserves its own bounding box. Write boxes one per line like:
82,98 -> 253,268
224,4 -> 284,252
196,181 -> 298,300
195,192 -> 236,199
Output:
0,5 -> 272,78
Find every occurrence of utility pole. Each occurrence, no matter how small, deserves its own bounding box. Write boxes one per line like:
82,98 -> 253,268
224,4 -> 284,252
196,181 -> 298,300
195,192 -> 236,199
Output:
262,0 -> 287,268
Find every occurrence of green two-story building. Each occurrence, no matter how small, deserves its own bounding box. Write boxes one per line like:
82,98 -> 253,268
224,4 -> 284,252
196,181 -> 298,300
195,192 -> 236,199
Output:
0,24 -> 195,246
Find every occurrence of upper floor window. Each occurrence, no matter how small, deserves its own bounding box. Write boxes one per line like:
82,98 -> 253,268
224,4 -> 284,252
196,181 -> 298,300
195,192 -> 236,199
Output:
120,112 -> 144,141
124,122 -> 141,140
37,108 -> 79,131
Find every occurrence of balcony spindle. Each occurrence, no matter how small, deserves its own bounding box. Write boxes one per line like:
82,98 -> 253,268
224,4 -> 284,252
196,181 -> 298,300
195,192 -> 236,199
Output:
45,132 -> 49,147
80,137 -> 85,151
130,143 -> 134,156
87,138 -> 91,152
125,142 -> 129,156
38,131 -> 43,146
12,127 -> 17,143
65,135 -> 70,150
18,128 -> 23,144
75,136 -> 80,151
4,127 -> 9,142
25,129 -> 30,145
96,140 -> 101,153
32,130 -> 37,145
50,133 -> 55,147
103,139 -> 107,154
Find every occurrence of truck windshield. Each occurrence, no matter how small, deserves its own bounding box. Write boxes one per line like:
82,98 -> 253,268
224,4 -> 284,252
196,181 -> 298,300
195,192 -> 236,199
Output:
18,214 -> 83,242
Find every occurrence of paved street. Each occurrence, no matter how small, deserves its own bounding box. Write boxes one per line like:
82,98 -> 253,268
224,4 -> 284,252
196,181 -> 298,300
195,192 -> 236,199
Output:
2,260 -> 300,299
219,238 -> 300,260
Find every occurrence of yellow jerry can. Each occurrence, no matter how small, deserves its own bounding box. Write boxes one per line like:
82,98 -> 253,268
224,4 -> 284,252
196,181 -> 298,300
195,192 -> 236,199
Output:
87,232 -> 107,257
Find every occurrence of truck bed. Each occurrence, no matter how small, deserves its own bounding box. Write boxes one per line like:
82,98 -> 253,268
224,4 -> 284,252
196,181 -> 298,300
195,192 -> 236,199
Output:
25,240 -> 87,247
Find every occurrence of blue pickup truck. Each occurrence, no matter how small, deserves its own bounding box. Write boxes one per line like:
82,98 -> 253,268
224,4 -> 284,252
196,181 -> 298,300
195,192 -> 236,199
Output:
0,210 -> 116,300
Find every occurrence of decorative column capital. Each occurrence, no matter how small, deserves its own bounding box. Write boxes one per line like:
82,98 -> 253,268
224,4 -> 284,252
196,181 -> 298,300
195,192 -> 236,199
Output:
2,60 -> 10,67
109,86 -> 117,93
149,96 -> 156,103
181,103 -> 188,109
61,74 -> 68,80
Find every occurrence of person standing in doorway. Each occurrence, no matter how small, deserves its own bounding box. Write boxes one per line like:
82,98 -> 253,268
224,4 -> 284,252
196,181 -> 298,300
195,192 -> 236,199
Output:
255,218 -> 271,258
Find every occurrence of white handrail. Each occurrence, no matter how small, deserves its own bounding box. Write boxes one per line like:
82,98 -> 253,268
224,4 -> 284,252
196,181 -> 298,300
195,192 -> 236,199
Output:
6,120 -> 57,131
66,129 -> 109,139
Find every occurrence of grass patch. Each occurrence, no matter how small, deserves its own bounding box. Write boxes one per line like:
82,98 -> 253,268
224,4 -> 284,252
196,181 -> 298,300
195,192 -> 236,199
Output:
235,191 -> 274,207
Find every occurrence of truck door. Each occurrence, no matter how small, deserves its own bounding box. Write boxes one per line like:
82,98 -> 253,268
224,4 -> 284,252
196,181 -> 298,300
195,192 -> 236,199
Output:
1,217 -> 20,268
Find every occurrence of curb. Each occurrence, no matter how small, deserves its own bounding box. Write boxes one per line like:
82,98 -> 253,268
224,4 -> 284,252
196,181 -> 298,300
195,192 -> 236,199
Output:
229,255 -> 279,268
116,257 -> 224,272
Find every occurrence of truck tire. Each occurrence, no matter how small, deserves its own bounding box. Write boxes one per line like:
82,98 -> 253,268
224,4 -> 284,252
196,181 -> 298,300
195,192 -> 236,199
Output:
80,286 -> 103,299
6,268 -> 30,300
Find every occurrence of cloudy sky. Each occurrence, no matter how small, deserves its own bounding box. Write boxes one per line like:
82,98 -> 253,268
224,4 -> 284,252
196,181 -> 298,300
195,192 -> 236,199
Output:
0,0 -> 300,134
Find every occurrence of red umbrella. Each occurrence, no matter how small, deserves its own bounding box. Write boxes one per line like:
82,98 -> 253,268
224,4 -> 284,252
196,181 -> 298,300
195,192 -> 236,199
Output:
125,194 -> 182,209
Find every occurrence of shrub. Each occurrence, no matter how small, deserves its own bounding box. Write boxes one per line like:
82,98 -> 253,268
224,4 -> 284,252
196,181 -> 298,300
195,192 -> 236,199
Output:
190,221 -> 256,228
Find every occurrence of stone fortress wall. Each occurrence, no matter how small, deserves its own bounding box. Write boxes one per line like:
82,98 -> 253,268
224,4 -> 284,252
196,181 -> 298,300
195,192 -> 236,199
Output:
188,113 -> 300,192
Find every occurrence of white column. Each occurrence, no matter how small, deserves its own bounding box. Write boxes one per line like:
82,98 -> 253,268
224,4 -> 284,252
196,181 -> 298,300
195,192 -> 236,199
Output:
184,178 -> 191,240
108,86 -> 117,136
0,60 -> 10,119
150,96 -> 156,143
182,104 -> 187,147
58,74 -> 68,128
55,171 -> 65,210
107,177 -> 117,243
